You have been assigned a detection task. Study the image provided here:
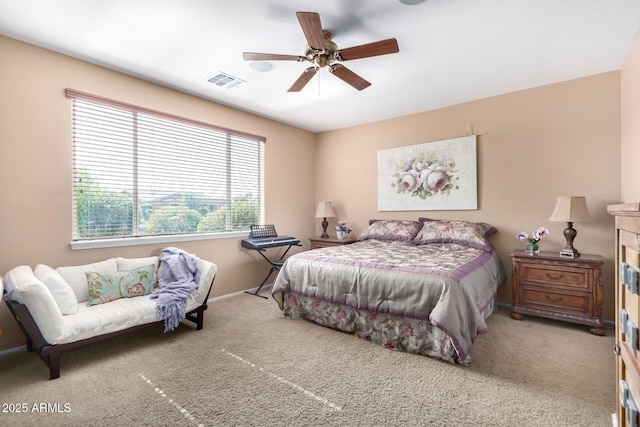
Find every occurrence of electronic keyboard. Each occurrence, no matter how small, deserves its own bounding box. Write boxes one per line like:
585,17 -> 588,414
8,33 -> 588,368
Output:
241,224 -> 301,251
241,235 -> 301,250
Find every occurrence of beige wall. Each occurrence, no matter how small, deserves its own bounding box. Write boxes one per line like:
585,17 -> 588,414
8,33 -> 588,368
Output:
0,36 -> 316,349
622,32 -> 640,202
316,72 -> 621,322
0,33 -> 628,352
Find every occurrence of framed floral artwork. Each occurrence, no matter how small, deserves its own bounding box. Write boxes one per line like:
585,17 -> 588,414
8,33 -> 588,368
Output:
377,135 -> 477,211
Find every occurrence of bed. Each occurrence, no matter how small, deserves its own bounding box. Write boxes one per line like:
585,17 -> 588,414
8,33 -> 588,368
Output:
271,218 -> 506,365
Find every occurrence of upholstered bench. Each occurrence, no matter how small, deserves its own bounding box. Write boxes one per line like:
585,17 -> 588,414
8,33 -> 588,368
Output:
2,254 -> 216,379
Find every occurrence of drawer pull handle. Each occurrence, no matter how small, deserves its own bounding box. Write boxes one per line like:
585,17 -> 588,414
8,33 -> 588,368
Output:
545,272 -> 564,280
544,294 -> 563,303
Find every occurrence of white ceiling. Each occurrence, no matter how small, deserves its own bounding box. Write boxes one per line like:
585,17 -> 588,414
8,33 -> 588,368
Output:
1,0 -> 639,133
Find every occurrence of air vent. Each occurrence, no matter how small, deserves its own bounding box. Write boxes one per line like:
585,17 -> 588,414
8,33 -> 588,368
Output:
207,72 -> 245,89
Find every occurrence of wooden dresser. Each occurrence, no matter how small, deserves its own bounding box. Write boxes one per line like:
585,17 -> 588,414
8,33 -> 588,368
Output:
510,250 -> 605,335
609,203 -> 640,426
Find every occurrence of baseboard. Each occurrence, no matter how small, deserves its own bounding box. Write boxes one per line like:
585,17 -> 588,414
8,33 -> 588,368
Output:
0,345 -> 27,358
208,283 -> 273,302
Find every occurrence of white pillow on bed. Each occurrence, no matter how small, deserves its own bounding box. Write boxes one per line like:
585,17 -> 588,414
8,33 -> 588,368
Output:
358,219 -> 423,242
413,218 -> 497,251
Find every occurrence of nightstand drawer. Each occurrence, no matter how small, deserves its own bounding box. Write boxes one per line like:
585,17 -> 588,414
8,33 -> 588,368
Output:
520,264 -> 591,290
522,288 -> 591,315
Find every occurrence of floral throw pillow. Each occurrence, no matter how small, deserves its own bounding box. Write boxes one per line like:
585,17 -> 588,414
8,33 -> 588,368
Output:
86,265 -> 154,306
358,219 -> 423,242
413,218 -> 497,251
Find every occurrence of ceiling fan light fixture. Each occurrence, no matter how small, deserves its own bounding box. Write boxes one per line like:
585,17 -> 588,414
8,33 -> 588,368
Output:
243,11 -> 399,92
248,61 -> 274,72
399,0 -> 426,5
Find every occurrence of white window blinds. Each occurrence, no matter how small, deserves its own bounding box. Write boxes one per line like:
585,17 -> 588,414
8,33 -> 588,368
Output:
66,89 -> 265,241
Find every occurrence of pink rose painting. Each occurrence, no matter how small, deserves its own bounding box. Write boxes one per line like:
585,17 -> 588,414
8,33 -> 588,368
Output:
378,135 -> 477,211
392,154 -> 458,199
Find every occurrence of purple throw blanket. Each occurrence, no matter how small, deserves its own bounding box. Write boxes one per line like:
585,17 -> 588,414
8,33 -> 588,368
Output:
150,247 -> 201,332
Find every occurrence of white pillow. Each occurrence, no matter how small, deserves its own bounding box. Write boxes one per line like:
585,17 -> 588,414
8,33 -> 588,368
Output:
8,273 -> 65,344
34,264 -> 79,315
56,258 -> 118,303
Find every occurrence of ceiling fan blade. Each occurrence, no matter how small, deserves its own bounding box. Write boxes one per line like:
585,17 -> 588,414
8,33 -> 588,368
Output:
243,52 -> 303,61
288,67 -> 318,92
296,11 -> 326,50
336,38 -> 399,61
329,64 -> 371,91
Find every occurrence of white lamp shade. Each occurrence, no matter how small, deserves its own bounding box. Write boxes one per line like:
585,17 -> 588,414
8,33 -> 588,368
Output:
315,201 -> 336,218
548,196 -> 593,223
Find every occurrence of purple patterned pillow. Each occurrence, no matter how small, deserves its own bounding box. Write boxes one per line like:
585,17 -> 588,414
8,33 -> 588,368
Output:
414,218 -> 497,251
358,220 -> 423,242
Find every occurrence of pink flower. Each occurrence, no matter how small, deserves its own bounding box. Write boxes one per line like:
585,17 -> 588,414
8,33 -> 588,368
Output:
516,227 -> 549,244
424,169 -> 449,192
127,283 -> 146,296
400,172 -> 420,192
336,221 -> 351,234
534,227 -> 549,240
400,323 -> 414,337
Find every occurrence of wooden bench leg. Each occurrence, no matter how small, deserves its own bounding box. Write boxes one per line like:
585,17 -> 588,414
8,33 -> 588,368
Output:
196,310 -> 204,330
185,306 -> 206,330
48,353 -> 61,380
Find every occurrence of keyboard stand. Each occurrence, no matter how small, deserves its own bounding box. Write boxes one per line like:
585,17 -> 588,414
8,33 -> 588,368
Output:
245,244 -> 296,299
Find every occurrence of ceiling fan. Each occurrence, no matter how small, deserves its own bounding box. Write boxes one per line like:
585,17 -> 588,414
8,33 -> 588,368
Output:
243,11 -> 400,92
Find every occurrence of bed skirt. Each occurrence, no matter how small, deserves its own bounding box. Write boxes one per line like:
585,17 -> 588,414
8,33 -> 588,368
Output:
280,292 -> 496,365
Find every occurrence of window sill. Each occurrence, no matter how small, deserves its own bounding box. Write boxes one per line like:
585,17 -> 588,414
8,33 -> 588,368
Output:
70,231 -> 248,250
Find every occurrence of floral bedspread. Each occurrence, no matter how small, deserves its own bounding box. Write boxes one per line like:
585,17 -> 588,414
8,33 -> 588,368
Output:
271,240 -> 506,362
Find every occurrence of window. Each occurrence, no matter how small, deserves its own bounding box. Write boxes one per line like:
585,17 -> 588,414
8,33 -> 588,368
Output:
66,89 -> 265,243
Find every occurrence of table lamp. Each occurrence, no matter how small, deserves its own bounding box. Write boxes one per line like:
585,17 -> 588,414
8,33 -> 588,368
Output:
315,201 -> 336,238
548,196 -> 593,258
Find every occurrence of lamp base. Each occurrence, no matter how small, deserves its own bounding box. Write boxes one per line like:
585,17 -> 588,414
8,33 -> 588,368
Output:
320,217 -> 329,239
559,222 -> 580,258
559,248 -> 580,258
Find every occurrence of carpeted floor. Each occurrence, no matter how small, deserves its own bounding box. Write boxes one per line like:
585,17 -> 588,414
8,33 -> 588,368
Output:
0,292 -> 615,426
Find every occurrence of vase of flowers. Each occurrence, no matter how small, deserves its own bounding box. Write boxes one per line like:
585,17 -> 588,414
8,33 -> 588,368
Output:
517,227 -> 549,255
336,221 -> 351,239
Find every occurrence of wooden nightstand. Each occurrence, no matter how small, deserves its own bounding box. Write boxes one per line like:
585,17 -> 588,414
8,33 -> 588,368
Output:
510,250 -> 605,335
309,236 -> 357,249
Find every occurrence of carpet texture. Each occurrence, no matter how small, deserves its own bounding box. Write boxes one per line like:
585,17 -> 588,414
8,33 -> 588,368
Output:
0,292 -> 615,426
